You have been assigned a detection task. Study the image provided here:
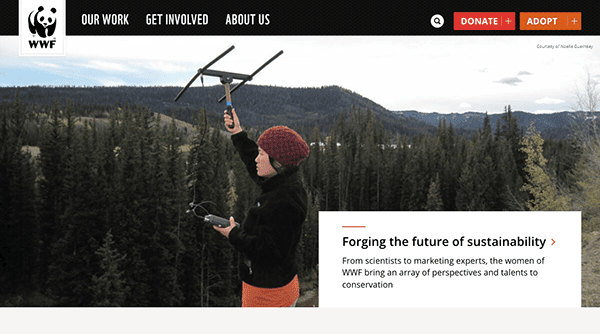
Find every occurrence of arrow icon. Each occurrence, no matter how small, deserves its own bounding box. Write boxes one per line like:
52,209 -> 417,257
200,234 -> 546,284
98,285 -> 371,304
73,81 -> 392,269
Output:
551,239 -> 555,245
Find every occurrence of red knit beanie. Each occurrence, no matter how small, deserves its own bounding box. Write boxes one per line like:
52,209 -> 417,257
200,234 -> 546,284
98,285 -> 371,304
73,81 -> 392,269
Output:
257,126 -> 310,167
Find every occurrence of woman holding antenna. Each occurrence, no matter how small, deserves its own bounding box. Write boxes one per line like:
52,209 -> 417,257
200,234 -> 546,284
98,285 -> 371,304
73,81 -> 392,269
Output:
214,108 -> 310,307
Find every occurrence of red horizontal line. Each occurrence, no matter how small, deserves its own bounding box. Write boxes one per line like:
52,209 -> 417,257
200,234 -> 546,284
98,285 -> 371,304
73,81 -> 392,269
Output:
342,226 -> 366,228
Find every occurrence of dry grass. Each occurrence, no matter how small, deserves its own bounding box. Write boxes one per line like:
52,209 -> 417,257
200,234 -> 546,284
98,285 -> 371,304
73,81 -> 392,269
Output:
582,231 -> 600,307
22,145 -> 40,158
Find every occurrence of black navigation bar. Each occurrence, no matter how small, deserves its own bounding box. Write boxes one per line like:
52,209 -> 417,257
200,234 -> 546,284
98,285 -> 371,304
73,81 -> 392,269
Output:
2,1 -> 598,36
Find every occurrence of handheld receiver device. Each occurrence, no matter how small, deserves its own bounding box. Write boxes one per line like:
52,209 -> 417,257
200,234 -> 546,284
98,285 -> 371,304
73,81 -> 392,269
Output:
203,214 -> 232,228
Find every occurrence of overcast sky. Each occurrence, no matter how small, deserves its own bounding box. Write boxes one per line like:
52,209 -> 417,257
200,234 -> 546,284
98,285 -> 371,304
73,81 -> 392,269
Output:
1,35 -> 599,114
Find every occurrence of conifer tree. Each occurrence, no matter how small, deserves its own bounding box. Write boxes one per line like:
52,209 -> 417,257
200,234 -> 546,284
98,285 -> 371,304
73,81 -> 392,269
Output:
0,91 -> 38,292
455,139 -> 493,211
138,113 -> 182,306
455,143 -> 478,210
335,112 -> 353,210
381,134 -> 409,211
500,105 -> 526,180
46,99 -> 104,305
405,135 -> 431,210
321,127 -> 339,211
425,174 -> 444,211
38,98 -> 68,294
91,230 -> 129,307
301,188 -> 320,273
571,142 -> 600,231
186,112 -> 235,306
569,70 -> 600,230
164,114 -> 188,299
520,123 -> 570,211
111,104 -> 152,306
435,119 -> 457,210
305,125 -> 322,198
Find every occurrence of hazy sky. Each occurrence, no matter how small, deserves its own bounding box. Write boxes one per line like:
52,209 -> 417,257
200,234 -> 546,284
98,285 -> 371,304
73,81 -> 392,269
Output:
1,35 -> 599,114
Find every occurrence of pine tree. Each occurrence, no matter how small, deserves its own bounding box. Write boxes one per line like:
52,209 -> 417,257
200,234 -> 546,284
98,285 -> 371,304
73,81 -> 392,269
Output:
501,105 -> 526,181
91,230 -> 128,307
0,91 -> 38,292
381,134 -> 409,211
571,144 -> 600,231
305,125 -> 322,201
46,100 -> 103,305
321,127 -> 339,211
435,119 -> 457,210
335,111 -> 353,210
425,174 -> 443,211
110,104 -> 152,306
301,188 -> 319,273
520,123 -> 570,211
165,113 -> 187,301
405,135 -> 431,210
142,113 -> 184,306
455,142 -> 479,210
185,112 -> 235,306
38,98 -> 67,294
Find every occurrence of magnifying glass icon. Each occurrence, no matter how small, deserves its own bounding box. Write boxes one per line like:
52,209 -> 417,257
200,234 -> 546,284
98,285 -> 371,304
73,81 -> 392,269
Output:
431,14 -> 444,28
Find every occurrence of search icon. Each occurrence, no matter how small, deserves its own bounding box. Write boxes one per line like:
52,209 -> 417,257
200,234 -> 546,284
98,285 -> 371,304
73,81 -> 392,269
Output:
431,14 -> 444,28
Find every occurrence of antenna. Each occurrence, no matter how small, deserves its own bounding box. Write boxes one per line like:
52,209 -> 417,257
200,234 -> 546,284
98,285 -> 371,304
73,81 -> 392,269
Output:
174,46 -> 284,129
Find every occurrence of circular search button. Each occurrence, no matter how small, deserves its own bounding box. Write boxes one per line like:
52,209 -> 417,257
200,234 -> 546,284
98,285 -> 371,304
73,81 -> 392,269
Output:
431,14 -> 444,28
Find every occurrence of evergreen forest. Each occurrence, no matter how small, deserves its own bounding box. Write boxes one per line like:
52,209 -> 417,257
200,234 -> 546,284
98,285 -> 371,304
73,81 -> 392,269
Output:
1,89 -> 599,306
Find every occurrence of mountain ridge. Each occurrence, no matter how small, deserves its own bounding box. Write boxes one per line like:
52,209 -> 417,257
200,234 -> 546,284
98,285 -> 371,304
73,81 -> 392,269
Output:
1,85 -> 594,139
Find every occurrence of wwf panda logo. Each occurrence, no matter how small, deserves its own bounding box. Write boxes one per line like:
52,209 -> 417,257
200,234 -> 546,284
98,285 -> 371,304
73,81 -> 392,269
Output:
28,6 -> 57,38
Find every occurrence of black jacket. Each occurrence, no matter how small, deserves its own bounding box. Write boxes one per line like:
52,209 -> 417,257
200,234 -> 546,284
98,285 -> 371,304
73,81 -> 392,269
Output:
228,131 -> 307,288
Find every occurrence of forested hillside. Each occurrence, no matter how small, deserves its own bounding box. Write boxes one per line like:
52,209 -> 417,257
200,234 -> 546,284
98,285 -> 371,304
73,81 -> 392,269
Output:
2,89 -> 599,306
399,108 -> 598,140
2,85 -> 589,140
0,85 -> 448,138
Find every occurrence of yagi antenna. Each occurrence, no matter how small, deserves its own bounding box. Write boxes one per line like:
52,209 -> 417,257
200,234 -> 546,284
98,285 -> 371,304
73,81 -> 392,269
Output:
174,45 -> 283,129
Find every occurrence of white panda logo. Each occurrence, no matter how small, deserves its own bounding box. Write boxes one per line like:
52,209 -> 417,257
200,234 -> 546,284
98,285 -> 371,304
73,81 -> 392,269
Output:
28,6 -> 57,38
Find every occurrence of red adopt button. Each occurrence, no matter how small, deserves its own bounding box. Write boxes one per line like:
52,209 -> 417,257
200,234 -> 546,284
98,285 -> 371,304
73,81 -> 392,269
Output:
454,12 -> 516,30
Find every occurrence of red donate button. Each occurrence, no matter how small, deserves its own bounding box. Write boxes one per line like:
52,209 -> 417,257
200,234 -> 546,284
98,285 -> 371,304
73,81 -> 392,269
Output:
454,12 -> 516,30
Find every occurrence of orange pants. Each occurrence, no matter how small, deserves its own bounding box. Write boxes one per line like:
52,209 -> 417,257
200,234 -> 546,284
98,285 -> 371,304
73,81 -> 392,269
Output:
242,275 -> 299,307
